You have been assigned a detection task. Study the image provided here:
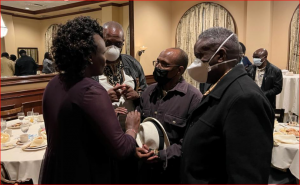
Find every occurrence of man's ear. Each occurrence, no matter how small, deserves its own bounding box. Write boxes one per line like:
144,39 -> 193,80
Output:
217,48 -> 227,63
178,66 -> 185,75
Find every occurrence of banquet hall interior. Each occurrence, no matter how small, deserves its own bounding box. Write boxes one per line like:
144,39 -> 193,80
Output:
0,1 -> 299,184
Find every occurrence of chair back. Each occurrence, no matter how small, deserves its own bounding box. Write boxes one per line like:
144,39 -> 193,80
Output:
274,109 -> 284,122
22,100 -> 42,115
1,106 -> 23,121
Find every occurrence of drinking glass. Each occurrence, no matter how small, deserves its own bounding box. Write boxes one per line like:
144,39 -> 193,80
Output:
27,112 -> 34,123
33,113 -> 39,124
17,112 -> 25,123
1,119 -> 6,132
20,123 -> 30,133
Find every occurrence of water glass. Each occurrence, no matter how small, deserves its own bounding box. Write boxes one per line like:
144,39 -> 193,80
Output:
17,112 -> 25,123
1,119 -> 6,132
33,113 -> 39,124
20,123 -> 30,133
27,112 -> 34,123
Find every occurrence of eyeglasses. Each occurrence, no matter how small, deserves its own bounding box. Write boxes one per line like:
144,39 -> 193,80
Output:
153,60 -> 179,68
105,40 -> 124,48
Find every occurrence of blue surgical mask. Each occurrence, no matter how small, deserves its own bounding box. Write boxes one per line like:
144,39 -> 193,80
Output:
253,58 -> 263,66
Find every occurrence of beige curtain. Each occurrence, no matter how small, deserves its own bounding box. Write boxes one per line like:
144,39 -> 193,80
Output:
125,25 -> 130,55
45,24 -> 58,53
176,2 -> 236,88
288,6 -> 299,74
18,48 -> 38,63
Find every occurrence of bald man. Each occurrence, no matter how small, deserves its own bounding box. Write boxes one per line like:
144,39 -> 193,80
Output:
94,21 -> 147,129
247,48 -> 282,108
136,48 -> 202,184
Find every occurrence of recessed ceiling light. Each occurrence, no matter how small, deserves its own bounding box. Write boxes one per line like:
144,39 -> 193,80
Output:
25,7 -> 30,10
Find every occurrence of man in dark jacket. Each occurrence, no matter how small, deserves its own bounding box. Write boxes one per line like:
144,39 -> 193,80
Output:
181,27 -> 274,184
15,50 -> 38,76
246,48 -> 282,109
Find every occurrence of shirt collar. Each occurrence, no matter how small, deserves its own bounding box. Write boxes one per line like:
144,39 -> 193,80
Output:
150,78 -> 188,96
208,65 -> 247,99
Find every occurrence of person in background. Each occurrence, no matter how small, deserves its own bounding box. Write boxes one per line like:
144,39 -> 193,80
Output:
9,54 -> 17,62
181,27 -> 274,183
136,48 -> 203,184
239,42 -> 252,68
15,50 -> 38,76
39,16 -> 140,184
93,21 -> 147,184
94,21 -> 147,129
246,48 -> 282,109
1,52 -> 15,77
42,52 -> 55,74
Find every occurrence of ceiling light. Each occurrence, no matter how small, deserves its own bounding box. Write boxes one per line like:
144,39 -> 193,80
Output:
1,15 -> 8,38
25,7 -> 30,10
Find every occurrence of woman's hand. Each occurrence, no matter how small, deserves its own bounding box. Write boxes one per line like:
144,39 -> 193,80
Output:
125,110 -> 140,132
115,107 -> 127,116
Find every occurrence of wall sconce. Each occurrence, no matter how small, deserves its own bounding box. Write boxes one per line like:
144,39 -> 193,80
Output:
1,15 -> 8,38
138,46 -> 147,56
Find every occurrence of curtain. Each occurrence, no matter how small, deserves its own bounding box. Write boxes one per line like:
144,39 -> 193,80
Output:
18,48 -> 38,63
45,24 -> 58,54
176,2 -> 236,88
288,6 -> 299,74
126,25 -> 130,55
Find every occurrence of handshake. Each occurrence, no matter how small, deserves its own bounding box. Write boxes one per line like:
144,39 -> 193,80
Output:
108,83 -> 140,102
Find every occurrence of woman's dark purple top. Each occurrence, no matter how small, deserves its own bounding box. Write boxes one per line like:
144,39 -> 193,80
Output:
39,76 -> 136,184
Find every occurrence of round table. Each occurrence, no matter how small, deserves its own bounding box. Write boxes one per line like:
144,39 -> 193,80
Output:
1,120 -> 46,184
276,74 -> 299,114
272,123 -> 299,179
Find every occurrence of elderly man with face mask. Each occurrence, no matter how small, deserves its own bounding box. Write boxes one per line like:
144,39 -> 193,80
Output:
136,48 -> 202,184
181,28 -> 274,184
246,48 -> 282,109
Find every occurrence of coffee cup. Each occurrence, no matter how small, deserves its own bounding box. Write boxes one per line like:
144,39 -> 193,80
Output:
20,134 -> 29,143
4,129 -> 12,136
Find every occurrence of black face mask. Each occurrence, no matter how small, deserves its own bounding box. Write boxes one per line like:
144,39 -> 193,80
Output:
153,67 -> 172,85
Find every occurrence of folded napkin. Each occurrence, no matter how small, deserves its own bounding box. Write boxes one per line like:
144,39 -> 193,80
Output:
274,134 -> 299,144
30,136 -> 45,147
1,141 -> 14,147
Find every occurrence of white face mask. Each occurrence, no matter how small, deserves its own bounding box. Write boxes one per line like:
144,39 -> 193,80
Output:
253,58 -> 263,66
105,45 -> 121,62
187,33 -> 237,83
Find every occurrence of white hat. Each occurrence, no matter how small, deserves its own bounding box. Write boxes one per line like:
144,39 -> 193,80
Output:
136,117 -> 170,150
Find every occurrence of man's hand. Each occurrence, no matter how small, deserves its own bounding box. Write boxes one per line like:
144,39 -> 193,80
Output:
142,144 -> 159,163
107,84 -> 126,102
114,107 -> 127,116
121,85 -> 139,100
135,147 -> 154,162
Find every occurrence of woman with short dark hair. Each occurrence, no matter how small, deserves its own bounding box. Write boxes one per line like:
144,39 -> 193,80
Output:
39,16 -> 140,184
42,52 -> 55,74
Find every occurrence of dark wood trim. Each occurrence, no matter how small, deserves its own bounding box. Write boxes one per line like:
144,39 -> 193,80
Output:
1,5 -> 32,14
2,7 -> 103,20
145,75 -> 155,85
1,74 -> 56,87
1,88 -> 45,101
1,1 -> 104,15
1,11 -> 40,20
100,2 -> 129,8
129,1 -> 135,57
41,7 -> 102,20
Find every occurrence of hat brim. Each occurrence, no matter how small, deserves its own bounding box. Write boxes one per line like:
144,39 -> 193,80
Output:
136,117 -> 170,149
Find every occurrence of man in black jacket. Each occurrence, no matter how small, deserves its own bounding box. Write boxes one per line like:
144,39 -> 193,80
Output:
181,27 -> 274,184
15,50 -> 38,76
246,48 -> 283,108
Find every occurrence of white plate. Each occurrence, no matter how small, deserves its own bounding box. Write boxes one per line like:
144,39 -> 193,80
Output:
1,144 -> 17,151
8,124 -> 21,129
23,145 -> 47,151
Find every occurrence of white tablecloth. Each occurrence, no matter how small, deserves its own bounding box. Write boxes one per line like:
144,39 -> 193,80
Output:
276,74 -> 299,114
272,123 -> 299,179
1,120 -> 45,184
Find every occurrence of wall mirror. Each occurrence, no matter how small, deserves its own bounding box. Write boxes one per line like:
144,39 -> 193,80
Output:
17,47 -> 39,64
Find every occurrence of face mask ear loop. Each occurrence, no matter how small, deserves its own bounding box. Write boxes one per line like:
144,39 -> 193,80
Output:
207,33 -> 235,65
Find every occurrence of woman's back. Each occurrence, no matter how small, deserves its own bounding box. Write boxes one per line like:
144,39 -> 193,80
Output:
40,76 -> 135,183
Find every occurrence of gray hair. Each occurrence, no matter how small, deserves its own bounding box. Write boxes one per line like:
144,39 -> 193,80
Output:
198,27 -> 240,59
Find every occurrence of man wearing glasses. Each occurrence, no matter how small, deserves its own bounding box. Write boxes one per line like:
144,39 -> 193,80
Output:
136,48 -> 203,184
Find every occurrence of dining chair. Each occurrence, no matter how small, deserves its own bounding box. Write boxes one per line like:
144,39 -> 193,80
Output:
274,109 -> 285,123
0,106 -> 23,121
